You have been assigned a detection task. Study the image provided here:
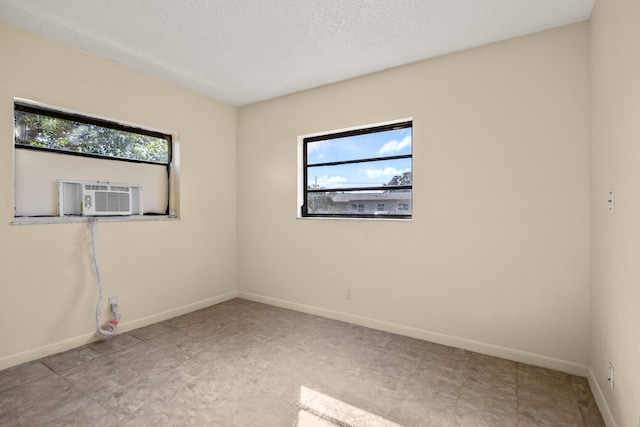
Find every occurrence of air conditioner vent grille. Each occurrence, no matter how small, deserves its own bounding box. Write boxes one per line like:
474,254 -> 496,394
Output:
95,191 -> 130,213
86,184 -> 108,191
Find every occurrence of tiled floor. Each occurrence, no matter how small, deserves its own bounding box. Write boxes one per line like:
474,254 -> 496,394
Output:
0,299 -> 605,426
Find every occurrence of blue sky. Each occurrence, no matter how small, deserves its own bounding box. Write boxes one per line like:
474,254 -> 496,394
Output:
307,127 -> 411,189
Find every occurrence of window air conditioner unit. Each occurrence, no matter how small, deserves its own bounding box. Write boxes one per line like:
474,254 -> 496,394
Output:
57,180 -> 143,216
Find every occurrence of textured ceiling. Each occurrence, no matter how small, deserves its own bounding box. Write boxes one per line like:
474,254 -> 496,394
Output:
0,0 -> 594,106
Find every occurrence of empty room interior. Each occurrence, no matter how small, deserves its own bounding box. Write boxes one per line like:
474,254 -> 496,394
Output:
0,0 -> 639,426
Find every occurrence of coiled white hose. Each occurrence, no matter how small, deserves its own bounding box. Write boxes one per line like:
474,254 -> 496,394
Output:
89,218 -> 120,338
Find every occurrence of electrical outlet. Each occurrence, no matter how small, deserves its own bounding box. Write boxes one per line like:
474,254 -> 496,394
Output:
345,288 -> 352,300
109,296 -> 118,313
609,190 -> 615,212
608,363 -> 614,391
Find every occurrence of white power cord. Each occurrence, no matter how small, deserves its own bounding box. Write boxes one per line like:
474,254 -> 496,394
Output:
89,218 -> 121,339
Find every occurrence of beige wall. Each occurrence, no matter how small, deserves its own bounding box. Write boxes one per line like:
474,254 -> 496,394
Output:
590,1 -> 640,426
238,24 -> 590,373
0,23 -> 238,368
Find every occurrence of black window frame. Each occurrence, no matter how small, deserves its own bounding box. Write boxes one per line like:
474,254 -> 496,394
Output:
302,120 -> 412,219
14,102 -> 172,166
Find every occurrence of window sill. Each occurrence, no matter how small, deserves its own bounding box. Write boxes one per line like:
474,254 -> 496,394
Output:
296,216 -> 412,222
12,215 -> 179,225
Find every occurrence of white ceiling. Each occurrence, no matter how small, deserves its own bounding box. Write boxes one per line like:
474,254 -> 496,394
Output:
0,0 -> 594,106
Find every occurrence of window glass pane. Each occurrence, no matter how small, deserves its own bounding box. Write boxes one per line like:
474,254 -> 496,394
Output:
14,110 -> 169,164
307,158 -> 411,190
307,127 -> 411,165
307,189 -> 412,216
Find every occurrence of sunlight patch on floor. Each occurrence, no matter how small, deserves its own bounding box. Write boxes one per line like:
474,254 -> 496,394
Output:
297,386 -> 403,427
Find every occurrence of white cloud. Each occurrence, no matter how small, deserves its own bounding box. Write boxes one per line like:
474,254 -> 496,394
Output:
378,135 -> 411,155
363,167 -> 406,179
313,175 -> 347,187
325,176 -> 347,183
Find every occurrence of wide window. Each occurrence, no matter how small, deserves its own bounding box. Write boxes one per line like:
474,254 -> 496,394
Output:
13,101 -> 177,220
14,103 -> 170,164
302,120 -> 412,219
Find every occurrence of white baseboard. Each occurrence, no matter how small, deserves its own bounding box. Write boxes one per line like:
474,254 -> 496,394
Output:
0,291 -> 238,371
238,291 -> 587,377
1,289 -> 588,381
588,367 -> 618,427
116,290 -> 238,333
